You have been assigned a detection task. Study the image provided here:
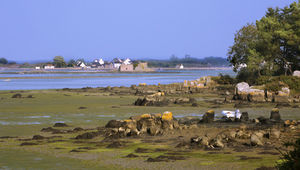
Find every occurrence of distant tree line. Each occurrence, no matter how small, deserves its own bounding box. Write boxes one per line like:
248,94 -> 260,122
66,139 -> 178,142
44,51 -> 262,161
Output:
147,55 -> 229,68
0,57 -> 16,65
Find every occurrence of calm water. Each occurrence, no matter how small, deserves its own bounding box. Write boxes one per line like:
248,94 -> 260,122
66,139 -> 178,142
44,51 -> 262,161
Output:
0,69 -> 235,90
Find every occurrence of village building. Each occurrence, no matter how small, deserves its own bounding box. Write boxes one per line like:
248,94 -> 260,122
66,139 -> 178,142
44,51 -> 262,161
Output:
123,58 -> 132,65
134,62 -> 150,71
77,61 -> 87,68
112,58 -> 123,69
119,63 -> 134,72
104,62 -> 114,69
44,64 -> 55,69
176,64 -> 184,69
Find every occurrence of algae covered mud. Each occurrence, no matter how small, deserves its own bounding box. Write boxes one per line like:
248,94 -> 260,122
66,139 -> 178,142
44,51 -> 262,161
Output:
0,80 -> 300,170
0,69 -> 234,90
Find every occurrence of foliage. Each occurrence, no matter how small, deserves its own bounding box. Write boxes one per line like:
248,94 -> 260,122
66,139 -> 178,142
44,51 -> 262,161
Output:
53,56 -> 66,68
0,58 -> 8,64
147,56 -> 229,68
67,59 -> 76,67
228,1 -> 300,76
235,68 -> 259,85
277,137 -> 300,170
256,75 -> 300,92
213,74 -> 236,85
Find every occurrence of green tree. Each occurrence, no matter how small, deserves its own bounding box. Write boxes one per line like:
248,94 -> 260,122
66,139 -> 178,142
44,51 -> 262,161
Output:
227,23 -> 258,72
53,56 -> 66,68
0,58 -> 8,64
67,59 -> 76,67
228,1 -> 300,78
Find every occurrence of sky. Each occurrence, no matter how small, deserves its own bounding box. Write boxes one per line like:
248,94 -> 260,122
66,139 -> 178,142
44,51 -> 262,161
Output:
0,0 -> 297,63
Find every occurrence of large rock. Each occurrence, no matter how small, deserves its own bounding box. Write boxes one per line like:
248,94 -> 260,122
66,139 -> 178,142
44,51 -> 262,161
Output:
293,70 -> 300,77
270,108 -> 281,121
240,112 -> 249,122
273,87 -> 290,103
162,111 -> 173,121
235,82 -> 250,100
250,134 -> 263,146
235,82 -> 265,102
202,110 -> 215,123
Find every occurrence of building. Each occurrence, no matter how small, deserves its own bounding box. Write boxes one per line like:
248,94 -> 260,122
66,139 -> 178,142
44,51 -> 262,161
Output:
134,62 -> 149,71
104,62 -> 114,69
112,58 -> 123,69
176,64 -> 184,69
123,58 -> 132,65
44,64 -> 55,69
77,61 -> 86,68
119,63 -> 134,72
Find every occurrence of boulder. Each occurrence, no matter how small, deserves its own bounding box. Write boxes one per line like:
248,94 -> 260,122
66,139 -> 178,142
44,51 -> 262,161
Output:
202,110 -> 215,123
53,123 -> 68,127
270,108 -> 281,121
105,120 -> 124,128
240,112 -> 249,122
250,134 -> 263,146
162,111 -> 173,121
235,82 -> 250,100
248,88 -> 265,102
270,129 -> 280,139
273,87 -> 290,103
293,70 -> 300,77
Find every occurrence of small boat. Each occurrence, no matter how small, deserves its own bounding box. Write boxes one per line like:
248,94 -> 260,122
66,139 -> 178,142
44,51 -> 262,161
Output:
3,79 -> 11,82
221,110 -> 241,119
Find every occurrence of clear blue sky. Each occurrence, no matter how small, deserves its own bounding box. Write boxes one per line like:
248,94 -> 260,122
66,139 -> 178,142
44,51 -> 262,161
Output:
0,0 -> 296,62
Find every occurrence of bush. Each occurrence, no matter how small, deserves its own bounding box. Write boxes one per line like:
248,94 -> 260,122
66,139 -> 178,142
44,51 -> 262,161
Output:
213,74 -> 236,85
277,137 -> 300,170
256,76 -> 300,93
236,68 -> 259,85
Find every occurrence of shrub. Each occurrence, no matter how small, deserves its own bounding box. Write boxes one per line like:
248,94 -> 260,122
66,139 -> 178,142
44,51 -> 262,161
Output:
276,137 -> 300,170
213,74 -> 236,85
236,68 -> 259,85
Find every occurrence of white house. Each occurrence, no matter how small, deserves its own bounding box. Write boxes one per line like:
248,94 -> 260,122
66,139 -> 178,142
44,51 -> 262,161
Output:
123,58 -> 132,65
112,58 -> 123,69
44,65 -> 55,69
99,58 -> 104,65
179,64 -> 184,69
35,66 -> 41,70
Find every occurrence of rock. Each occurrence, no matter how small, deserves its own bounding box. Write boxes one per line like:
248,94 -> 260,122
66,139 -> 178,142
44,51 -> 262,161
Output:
202,110 -> 215,123
178,117 -> 200,125
229,131 -> 237,138
270,129 -> 280,139
148,126 -> 160,136
212,137 -> 224,148
251,134 -> 263,146
235,82 -> 250,100
284,120 -> 291,126
105,120 -> 124,128
257,116 -> 269,124
240,112 -> 249,122
75,132 -> 100,139
106,141 -> 124,148
293,70 -> 300,77
270,108 -> 281,121
291,120 -> 298,125
32,135 -> 45,140
53,123 -> 68,127
12,93 -> 22,98
273,87 -> 290,103
162,111 -> 173,121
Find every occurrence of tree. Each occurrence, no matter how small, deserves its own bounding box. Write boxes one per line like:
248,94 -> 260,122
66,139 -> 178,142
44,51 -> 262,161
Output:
228,1 -> 300,78
67,59 -> 76,67
0,58 -> 8,64
53,56 -> 66,68
227,23 -> 259,72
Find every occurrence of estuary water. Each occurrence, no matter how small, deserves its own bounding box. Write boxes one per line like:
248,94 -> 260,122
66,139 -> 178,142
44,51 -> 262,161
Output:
0,69 -> 235,90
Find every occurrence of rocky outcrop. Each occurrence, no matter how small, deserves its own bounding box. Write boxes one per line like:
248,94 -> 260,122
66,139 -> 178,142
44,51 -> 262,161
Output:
104,112 -> 179,138
293,70 -> 300,77
201,110 -> 215,123
235,82 -> 291,103
270,108 -> 281,121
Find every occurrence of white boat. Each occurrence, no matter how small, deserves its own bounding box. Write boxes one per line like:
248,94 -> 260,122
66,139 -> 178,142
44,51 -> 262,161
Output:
3,79 -> 11,82
221,110 -> 241,119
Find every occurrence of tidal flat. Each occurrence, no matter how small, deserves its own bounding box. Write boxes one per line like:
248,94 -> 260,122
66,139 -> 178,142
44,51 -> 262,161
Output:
0,88 -> 299,170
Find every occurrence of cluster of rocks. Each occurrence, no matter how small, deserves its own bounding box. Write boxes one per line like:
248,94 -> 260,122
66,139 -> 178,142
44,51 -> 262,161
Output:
234,82 -> 293,103
134,93 -> 196,106
104,111 -> 179,137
